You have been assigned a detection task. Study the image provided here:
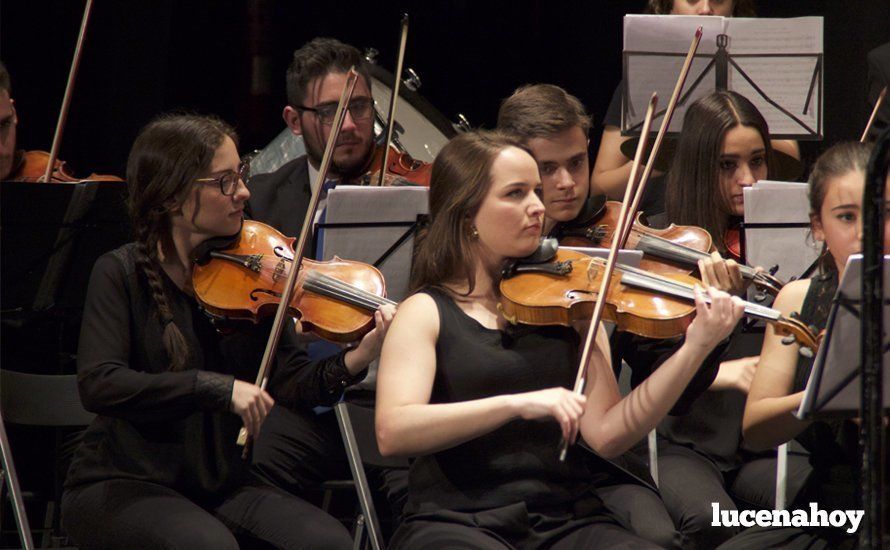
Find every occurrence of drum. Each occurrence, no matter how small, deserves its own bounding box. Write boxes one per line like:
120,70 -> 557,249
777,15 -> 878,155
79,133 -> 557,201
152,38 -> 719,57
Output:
248,59 -> 458,176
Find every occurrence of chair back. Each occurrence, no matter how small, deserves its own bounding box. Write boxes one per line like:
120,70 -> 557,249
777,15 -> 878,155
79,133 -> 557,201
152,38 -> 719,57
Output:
1,370 -> 94,426
338,402 -> 407,469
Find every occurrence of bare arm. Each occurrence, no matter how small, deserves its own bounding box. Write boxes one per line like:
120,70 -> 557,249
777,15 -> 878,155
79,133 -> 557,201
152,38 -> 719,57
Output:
580,287 -> 745,458
591,126 -> 663,199
591,127 -> 635,199
375,293 -> 586,457
742,279 -> 812,451
771,139 -> 800,161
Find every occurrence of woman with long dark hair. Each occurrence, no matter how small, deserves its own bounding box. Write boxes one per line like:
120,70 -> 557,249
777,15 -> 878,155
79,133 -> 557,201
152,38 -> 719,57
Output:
637,90 -> 810,548
60,113 -> 389,549
375,130 -> 744,548
730,141 -> 888,548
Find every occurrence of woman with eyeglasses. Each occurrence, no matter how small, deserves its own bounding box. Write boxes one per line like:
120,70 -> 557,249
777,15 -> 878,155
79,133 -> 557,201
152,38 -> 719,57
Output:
59,113 -> 383,549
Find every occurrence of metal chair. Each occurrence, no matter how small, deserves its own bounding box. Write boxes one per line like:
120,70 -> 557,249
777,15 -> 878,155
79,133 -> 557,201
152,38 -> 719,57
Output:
329,402 -> 408,550
1,370 -> 94,549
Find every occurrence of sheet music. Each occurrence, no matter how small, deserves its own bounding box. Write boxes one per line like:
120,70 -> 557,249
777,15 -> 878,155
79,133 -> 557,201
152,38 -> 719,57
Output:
623,15 -> 823,138
743,180 -> 821,284
725,17 -> 822,54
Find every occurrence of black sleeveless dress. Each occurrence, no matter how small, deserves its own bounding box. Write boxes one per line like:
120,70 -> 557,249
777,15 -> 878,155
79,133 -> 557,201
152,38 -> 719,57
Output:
389,287 -> 660,549
404,287 -> 592,515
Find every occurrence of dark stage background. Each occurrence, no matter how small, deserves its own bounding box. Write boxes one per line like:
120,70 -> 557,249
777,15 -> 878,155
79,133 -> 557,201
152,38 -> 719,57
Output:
0,1 -> 888,546
3,1 -> 890,177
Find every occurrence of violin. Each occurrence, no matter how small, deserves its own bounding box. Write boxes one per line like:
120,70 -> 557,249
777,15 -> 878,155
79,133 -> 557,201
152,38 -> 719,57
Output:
723,224 -> 742,262
559,201 -> 785,298
359,143 -> 431,186
10,150 -> 123,183
192,220 -> 395,343
361,14 -> 432,189
498,243 -> 818,352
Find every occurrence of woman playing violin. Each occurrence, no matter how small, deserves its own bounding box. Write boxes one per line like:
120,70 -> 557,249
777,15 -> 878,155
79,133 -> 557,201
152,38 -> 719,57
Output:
730,141 -> 889,549
642,90 -> 808,548
61,113 -> 389,549
375,130 -> 744,549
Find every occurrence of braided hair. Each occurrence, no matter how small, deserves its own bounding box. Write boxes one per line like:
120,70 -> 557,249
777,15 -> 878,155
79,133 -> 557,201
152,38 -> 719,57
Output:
126,113 -> 237,370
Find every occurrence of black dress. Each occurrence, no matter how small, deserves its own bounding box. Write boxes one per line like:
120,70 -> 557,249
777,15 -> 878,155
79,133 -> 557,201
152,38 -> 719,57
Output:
390,287 -> 660,549
61,243 -> 359,549
719,271 -> 868,549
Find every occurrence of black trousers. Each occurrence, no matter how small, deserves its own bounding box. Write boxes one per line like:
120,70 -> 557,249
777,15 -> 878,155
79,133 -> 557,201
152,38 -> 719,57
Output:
597,482 -> 683,549
61,478 -> 353,550
656,442 -> 812,550
250,404 -> 409,533
390,501 -> 662,549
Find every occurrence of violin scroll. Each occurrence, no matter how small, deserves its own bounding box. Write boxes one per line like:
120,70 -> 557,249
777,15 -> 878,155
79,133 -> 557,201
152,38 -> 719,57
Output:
775,312 -> 820,357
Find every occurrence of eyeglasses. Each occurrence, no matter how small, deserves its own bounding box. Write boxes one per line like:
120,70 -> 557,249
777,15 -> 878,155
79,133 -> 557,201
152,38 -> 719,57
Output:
295,97 -> 374,126
195,161 -> 249,196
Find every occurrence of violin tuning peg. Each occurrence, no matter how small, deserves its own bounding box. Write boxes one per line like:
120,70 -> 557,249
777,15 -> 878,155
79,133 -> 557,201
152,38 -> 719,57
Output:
798,346 -> 814,359
781,334 -> 797,346
769,264 -> 780,276
363,47 -> 379,64
403,68 -> 421,91
789,311 -> 800,320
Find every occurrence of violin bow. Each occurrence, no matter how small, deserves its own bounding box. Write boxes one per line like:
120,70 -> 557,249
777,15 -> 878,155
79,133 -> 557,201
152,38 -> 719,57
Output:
42,0 -> 95,183
860,85 -> 887,143
376,13 -> 410,187
558,93 -> 659,461
237,69 -> 360,451
619,26 -> 703,248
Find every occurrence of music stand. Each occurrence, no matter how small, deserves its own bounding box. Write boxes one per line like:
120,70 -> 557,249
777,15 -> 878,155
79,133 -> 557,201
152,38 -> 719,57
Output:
622,15 -> 823,140
796,255 -> 890,419
320,185 -> 428,303
1,180 -> 130,319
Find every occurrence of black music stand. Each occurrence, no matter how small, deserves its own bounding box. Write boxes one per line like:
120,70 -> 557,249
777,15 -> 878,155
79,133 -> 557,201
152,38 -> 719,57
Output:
319,185 -> 428,303
797,255 -> 890,419
1,180 -> 130,320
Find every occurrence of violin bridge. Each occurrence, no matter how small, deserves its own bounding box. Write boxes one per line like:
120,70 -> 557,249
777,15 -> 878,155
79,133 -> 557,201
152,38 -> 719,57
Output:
272,259 -> 286,283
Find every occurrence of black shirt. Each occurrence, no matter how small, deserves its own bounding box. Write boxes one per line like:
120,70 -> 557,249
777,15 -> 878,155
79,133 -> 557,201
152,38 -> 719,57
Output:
405,287 -> 592,515
792,271 -> 860,509
64,244 -> 363,502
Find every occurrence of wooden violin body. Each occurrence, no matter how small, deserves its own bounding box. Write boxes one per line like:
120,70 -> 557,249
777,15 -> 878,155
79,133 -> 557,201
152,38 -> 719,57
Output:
192,220 -> 392,343
561,200 -> 713,277
500,248 -> 697,339
361,143 -> 431,186
560,201 -> 784,297
11,150 -> 123,183
499,246 -> 818,351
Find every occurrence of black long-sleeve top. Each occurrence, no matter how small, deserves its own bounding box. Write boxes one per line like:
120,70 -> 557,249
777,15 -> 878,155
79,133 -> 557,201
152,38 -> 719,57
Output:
64,243 -> 364,503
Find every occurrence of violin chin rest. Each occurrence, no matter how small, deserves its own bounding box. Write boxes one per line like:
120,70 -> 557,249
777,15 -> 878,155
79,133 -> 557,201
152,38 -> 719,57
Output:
524,237 -> 559,264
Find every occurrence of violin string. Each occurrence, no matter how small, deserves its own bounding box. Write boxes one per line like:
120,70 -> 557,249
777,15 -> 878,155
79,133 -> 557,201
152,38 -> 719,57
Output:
584,257 -> 780,321
304,271 -> 396,309
307,271 -> 396,306
636,233 -> 758,278
269,255 -> 395,307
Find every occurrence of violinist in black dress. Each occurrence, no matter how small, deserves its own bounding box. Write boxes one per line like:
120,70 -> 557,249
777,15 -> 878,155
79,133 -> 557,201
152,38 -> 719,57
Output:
374,130 -> 745,549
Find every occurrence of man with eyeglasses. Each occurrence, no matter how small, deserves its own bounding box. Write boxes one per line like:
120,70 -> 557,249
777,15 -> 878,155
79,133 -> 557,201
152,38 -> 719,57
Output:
248,37 -> 379,238
246,37 -> 409,539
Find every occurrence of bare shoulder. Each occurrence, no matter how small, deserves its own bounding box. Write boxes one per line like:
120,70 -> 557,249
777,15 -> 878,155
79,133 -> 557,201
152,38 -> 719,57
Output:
772,278 -> 811,316
392,291 -> 440,336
